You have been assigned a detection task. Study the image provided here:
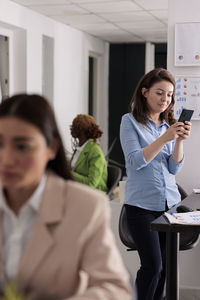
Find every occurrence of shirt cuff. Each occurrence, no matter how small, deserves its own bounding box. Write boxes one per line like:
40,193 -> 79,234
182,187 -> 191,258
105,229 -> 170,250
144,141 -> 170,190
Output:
168,155 -> 184,174
134,150 -> 149,170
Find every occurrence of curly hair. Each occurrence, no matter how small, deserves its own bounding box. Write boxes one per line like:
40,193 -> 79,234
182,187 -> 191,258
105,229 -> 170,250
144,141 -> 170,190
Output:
70,114 -> 103,148
129,68 -> 176,126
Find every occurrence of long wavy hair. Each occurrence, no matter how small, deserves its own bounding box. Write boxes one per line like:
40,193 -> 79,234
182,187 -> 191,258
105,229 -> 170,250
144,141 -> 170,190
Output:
70,114 -> 103,149
129,68 -> 176,125
0,94 -> 73,180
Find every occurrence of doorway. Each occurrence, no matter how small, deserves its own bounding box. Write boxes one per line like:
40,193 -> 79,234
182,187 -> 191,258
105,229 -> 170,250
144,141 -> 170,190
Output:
0,35 -> 9,100
88,55 -> 98,118
108,43 -> 145,172
42,35 -> 54,105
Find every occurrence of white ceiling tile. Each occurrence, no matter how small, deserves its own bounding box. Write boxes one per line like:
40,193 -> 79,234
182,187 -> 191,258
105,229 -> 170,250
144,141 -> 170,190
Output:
129,27 -> 167,34
100,11 -> 156,23
103,34 -> 144,43
79,1 -> 141,14
74,22 -> 118,31
99,29 -> 140,38
11,0 -> 70,5
71,0 -> 122,2
131,28 -> 167,42
52,14 -> 105,25
118,20 -> 166,30
84,29 -> 117,37
28,4 -> 87,16
150,9 -> 168,21
10,0 -> 168,43
84,27 -> 124,36
134,0 -> 168,10
139,32 -> 167,42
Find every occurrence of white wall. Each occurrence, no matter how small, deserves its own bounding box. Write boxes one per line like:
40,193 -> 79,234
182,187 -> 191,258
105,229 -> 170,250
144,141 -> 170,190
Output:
168,0 -> 200,194
0,0 -> 109,154
0,34 -> 9,99
42,35 -> 54,104
145,42 -> 155,73
168,0 -> 200,290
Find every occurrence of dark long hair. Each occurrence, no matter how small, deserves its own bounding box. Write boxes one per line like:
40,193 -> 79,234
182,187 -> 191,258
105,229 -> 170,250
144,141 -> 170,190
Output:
0,94 -> 73,180
129,68 -> 176,125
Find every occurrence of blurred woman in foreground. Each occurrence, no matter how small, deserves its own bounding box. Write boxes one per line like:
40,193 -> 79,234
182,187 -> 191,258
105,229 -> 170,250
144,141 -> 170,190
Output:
0,94 -> 131,299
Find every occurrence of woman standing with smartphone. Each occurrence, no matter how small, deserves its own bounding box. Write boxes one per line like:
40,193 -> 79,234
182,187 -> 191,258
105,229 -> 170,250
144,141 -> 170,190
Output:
120,68 -> 192,300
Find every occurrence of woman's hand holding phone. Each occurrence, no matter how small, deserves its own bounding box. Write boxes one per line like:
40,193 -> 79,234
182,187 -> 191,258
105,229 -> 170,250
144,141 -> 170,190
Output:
176,120 -> 192,141
175,108 -> 193,141
163,123 -> 185,142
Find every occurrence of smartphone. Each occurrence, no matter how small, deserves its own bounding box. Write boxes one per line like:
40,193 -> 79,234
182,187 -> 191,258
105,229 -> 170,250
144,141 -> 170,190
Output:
178,109 -> 194,123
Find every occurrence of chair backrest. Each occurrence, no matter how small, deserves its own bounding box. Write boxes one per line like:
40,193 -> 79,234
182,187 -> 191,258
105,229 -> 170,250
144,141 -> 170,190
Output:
107,165 -> 122,199
177,183 -> 188,200
177,183 -> 200,250
118,204 -> 137,250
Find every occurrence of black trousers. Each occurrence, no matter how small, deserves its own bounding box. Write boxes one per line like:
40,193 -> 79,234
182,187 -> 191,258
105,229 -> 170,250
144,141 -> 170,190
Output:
125,204 -> 166,300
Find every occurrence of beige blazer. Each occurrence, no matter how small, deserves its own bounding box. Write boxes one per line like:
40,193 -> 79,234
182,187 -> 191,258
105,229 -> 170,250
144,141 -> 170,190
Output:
0,172 -> 132,300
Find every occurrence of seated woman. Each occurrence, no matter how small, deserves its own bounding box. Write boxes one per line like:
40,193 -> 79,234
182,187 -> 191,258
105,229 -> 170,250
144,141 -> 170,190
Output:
70,114 -> 108,193
0,94 -> 131,300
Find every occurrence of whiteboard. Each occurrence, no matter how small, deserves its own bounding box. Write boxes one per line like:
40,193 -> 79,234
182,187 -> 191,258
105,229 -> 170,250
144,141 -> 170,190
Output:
175,75 -> 200,120
175,23 -> 200,66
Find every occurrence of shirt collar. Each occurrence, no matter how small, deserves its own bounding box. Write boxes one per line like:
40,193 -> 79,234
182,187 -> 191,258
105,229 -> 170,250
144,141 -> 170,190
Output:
148,118 -> 169,128
76,139 -> 89,152
28,173 -> 47,212
0,173 -> 47,214
161,119 -> 169,127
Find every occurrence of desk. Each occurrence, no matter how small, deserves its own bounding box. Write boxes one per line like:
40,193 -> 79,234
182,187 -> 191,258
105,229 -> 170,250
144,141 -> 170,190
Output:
151,192 -> 200,300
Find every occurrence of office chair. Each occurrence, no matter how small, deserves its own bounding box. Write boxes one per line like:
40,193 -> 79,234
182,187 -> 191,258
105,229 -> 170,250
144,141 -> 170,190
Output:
118,204 -> 137,251
118,183 -> 199,252
107,165 -> 122,200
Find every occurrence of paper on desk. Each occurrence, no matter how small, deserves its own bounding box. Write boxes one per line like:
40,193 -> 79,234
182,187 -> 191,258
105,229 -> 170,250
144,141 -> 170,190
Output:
164,211 -> 200,225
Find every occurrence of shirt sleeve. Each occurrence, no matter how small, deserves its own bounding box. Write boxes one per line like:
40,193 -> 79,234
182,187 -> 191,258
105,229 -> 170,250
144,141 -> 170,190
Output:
120,115 -> 149,170
168,153 -> 185,175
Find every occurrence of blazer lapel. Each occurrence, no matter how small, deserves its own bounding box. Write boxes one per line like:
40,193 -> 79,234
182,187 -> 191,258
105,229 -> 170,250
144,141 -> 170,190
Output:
73,140 -> 91,170
17,172 -> 65,285
17,219 -> 54,286
70,149 -> 76,164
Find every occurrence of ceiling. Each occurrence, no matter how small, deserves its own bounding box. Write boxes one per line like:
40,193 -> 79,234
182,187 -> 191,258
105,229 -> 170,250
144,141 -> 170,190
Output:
10,0 -> 168,43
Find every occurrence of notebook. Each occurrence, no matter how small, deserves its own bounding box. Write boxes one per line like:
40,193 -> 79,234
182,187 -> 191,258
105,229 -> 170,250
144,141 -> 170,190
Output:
164,211 -> 200,225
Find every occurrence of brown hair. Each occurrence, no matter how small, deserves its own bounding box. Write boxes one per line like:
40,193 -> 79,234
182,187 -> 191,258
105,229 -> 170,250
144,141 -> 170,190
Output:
70,114 -> 103,148
129,68 -> 176,125
0,94 -> 73,180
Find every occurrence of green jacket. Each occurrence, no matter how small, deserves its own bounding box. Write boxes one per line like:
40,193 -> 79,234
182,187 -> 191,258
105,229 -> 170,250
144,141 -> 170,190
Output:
71,139 -> 108,193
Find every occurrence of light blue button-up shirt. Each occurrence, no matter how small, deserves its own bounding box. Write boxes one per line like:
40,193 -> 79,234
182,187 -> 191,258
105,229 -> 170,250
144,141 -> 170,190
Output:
120,113 -> 184,211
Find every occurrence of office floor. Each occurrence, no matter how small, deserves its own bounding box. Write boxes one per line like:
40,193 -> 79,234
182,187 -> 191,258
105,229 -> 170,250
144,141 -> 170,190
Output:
179,288 -> 200,300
